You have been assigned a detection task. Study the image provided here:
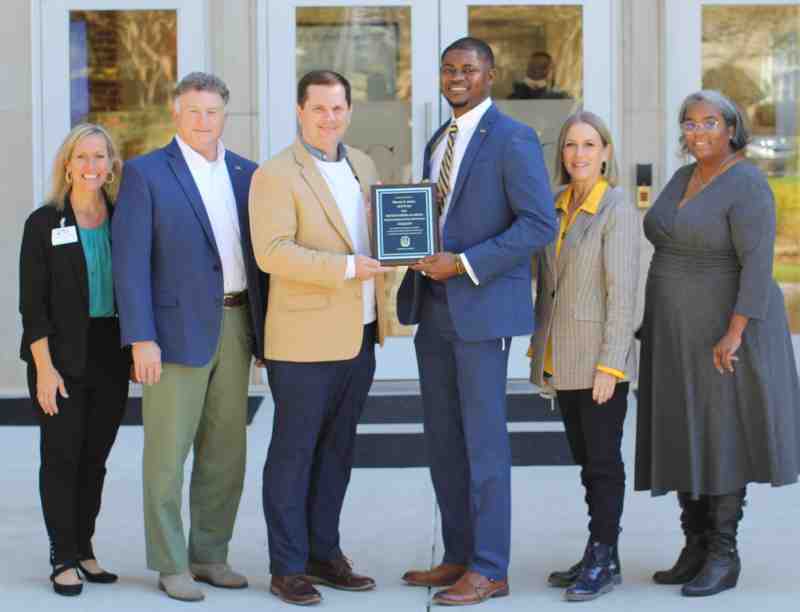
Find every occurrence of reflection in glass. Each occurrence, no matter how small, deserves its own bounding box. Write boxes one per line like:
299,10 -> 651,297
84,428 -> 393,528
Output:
702,6 -> 800,331
296,7 -> 413,337
469,6 -> 582,176
70,10 -> 177,161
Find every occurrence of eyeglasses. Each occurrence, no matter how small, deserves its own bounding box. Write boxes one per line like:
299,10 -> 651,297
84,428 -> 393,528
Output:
681,118 -> 722,133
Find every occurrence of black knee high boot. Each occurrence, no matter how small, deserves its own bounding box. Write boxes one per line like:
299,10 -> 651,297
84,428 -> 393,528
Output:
681,489 -> 745,597
653,492 -> 710,584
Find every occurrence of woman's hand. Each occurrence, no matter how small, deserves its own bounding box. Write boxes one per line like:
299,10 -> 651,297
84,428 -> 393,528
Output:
592,370 -> 617,405
713,332 -> 741,374
36,364 -> 68,415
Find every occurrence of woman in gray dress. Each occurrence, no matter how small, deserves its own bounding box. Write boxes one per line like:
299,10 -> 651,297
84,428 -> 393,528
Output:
635,90 -> 800,598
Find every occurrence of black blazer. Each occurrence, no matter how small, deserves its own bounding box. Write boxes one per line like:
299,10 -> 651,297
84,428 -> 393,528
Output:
19,197 -> 130,377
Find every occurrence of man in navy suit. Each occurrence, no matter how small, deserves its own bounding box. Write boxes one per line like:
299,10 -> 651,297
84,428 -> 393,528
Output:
112,72 -> 266,602
399,38 -> 557,605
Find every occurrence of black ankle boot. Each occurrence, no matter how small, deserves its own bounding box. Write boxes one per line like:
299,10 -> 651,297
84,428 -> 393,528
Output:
564,542 -> 616,601
653,492 -> 709,584
682,490 -> 745,597
548,539 -> 622,588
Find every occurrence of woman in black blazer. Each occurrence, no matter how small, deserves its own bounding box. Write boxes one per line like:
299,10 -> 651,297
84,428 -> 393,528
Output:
19,124 -> 131,596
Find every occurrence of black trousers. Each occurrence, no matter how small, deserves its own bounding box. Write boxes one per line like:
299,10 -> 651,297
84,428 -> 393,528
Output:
557,382 -> 629,545
263,323 -> 376,576
27,318 -> 129,566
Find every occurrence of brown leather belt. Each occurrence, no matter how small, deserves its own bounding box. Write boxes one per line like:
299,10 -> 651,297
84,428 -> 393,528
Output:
223,290 -> 248,308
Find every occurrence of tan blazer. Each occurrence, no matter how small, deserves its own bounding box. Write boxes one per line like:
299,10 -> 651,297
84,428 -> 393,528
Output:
529,185 -> 641,390
248,139 -> 387,362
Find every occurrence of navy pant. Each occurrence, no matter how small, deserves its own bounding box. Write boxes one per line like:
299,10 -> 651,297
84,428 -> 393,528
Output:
557,383 -> 629,545
263,323 -> 376,576
415,283 -> 511,580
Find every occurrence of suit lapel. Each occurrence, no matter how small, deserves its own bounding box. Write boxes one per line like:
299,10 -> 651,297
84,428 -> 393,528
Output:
447,104 -> 498,213
62,198 -> 89,309
225,153 -> 249,239
165,138 -> 220,255
293,141 -> 354,251
556,204 -> 604,282
544,213 -> 559,286
424,123 -> 449,180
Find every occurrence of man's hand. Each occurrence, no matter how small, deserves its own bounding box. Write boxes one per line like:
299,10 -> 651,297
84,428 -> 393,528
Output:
354,255 -> 390,280
410,252 -> 460,281
132,340 -> 162,386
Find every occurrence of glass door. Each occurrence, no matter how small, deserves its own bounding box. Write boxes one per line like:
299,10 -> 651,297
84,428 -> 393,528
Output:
260,0 -> 616,379
666,0 -> 800,335
38,0 -> 206,206
261,0 -> 439,379
442,0 -> 615,378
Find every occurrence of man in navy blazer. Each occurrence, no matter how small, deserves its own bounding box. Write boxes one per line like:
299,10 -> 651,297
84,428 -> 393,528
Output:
399,38 -> 557,605
112,73 -> 266,602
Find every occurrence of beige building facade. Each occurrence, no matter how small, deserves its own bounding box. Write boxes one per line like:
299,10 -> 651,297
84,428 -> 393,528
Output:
2,0 -> 798,396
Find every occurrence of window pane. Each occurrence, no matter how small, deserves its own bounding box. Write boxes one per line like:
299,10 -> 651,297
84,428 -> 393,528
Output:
469,5 -> 582,176
296,6 -> 413,337
703,5 -> 800,331
70,10 -> 177,160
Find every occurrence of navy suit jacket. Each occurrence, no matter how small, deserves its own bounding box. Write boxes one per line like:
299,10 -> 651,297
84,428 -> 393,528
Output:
112,138 -> 267,366
397,104 -> 557,341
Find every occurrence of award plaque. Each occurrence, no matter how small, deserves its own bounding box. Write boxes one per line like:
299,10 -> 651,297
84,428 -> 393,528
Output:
371,183 -> 439,266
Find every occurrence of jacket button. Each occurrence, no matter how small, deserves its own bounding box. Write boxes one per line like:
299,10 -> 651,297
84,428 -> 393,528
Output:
213,264 -> 221,272
551,290 -> 555,298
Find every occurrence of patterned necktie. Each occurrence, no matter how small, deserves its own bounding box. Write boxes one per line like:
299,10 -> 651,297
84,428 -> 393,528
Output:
436,122 -> 459,214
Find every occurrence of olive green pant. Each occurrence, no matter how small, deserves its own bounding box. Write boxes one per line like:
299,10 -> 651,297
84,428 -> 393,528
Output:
142,305 -> 252,574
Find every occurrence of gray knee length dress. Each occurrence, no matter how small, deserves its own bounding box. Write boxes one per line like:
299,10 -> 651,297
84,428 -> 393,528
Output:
635,161 -> 800,497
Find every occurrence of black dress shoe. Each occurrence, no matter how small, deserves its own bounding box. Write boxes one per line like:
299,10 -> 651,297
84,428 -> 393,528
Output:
51,562 -> 83,596
77,559 -> 118,584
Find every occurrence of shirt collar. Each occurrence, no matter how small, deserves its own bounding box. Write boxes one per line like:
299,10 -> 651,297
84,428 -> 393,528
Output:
301,136 -> 347,162
175,134 -> 226,169
450,97 -> 493,132
556,179 -> 608,216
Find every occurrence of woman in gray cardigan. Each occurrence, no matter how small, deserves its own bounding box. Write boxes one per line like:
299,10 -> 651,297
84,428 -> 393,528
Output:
636,90 -> 800,597
529,111 -> 641,601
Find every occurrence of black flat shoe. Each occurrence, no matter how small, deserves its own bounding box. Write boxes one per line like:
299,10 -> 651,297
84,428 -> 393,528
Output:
77,560 -> 118,584
51,563 -> 83,596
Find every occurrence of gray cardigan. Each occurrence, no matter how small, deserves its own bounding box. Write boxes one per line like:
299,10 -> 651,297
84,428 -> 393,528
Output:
529,184 -> 641,391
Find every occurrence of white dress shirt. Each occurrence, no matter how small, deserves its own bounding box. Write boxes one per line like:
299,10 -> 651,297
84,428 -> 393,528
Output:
176,135 -> 247,294
429,97 -> 494,285
314,157 -> 377,325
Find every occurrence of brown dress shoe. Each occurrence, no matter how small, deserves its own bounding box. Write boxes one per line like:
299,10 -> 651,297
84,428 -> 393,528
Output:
305,557 -> 376,591
402,563 -> 468,587
432,571 -> 509,606
270,575 -> 322,606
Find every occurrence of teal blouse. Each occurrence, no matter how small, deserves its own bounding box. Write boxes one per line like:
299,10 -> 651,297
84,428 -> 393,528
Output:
78,221 -> 115,318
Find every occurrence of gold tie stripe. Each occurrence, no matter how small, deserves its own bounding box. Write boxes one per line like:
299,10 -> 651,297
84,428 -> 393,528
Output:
436,122 -> 459,214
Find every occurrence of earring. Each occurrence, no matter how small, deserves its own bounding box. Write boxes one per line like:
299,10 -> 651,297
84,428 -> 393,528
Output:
105,172 -> 115,185
601,161 -> 607,175
65,170 -> 72,185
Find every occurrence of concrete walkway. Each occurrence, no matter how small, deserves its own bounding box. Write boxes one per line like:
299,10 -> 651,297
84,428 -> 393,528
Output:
3,394 -> 800,611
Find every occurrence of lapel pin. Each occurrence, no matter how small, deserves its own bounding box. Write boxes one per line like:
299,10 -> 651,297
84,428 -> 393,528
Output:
235,165 -> 242,171
480,129 -> 487,134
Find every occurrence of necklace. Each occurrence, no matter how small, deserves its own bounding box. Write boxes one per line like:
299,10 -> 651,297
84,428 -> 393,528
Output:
694,152 -> 740,188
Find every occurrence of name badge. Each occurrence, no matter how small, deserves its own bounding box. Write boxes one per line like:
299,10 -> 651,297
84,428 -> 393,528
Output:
52,226 -> 78,246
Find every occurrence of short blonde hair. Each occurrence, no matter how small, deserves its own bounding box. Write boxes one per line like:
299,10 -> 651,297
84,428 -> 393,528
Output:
553,111 -> 619,187
46,123 -> 122,209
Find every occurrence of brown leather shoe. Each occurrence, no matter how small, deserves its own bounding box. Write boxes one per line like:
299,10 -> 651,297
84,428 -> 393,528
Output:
270,575 -> 322,606
402,563 -> 468,587
305,557 -> 376,591
432,571 -> 509,606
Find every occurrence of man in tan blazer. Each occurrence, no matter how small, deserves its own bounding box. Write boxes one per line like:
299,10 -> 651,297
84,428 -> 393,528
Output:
249,70 -> 388,606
